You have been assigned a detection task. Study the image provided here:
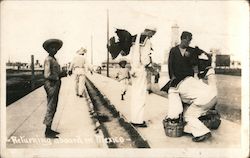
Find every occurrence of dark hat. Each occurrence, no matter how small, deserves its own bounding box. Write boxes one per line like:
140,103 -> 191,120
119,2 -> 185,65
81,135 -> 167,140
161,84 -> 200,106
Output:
43,39 -> 63,52
181,31 -> 192,40
118,60 -> 127,66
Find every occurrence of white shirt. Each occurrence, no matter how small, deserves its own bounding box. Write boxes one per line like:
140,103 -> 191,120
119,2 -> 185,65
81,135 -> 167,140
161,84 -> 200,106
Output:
130,33 -> 151,73
70,54 -> 86,69
179,47 -> 187,56
70,54 -> 87,74
117,68 -> 130,80
44,56 -> 61,81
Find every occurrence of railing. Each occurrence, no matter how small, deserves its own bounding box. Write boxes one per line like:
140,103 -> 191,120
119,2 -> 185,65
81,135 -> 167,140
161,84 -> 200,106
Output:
215,68 -> 241,76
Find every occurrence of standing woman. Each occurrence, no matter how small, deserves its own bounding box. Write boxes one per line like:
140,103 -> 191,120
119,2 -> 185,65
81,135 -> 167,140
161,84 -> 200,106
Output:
43,39 -> 63,138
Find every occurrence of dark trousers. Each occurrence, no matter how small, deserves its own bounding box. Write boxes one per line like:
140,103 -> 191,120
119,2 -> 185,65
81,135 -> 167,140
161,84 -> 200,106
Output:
43,80 -> 61,127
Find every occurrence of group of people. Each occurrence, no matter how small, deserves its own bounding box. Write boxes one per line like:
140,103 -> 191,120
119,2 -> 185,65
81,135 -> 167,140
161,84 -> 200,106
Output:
42,27 -> 218,142
167,31 -> 218,142
116,29 -> 218,141
114,26 -> 157,127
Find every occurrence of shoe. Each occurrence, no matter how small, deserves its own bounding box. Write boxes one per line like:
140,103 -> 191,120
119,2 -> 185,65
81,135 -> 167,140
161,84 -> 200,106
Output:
45,133 -> 59,139
45,128 -> 60,135
147,89 -> 153,94
45,129 -> 59,139
131,121 -> 147,128
192,132 -> 211,142
50,129 -> 60,135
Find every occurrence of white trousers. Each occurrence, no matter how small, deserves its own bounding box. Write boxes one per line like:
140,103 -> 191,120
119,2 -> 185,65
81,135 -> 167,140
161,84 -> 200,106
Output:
130,69 -> 147,124
74,68 -> 86,96
167,72 -> 217,137
120,79 -> 129,94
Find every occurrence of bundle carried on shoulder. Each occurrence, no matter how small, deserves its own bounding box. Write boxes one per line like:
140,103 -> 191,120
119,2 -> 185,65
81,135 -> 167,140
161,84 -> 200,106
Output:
107,29 -> 133,59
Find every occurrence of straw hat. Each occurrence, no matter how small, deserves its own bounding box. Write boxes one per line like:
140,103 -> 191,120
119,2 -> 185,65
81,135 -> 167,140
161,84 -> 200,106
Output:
43,39 -> 63,52
77,47 -> 87,55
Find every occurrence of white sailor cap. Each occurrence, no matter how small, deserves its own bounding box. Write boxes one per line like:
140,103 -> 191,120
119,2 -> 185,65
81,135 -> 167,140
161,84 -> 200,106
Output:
145,25 -> 157,32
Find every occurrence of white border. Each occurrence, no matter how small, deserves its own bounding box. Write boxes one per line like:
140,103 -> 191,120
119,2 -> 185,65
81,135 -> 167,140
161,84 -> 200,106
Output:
1,1 -> 249,158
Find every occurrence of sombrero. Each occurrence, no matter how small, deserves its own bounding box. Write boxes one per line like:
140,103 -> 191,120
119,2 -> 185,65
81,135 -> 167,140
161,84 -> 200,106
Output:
43,39 -> 63,52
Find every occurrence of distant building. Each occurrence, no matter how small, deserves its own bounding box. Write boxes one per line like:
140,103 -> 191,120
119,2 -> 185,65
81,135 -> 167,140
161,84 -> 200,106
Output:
6,61 -> 29,70
210,49 -> 241,69
101,58 -> 131,69
6,60 -> 43,70
230,60 -> 241,69
215,55 -> 230,67
171,24 -> 179,47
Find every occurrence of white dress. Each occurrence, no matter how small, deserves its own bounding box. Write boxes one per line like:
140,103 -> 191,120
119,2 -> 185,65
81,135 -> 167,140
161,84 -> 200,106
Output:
130,33 -> 151,124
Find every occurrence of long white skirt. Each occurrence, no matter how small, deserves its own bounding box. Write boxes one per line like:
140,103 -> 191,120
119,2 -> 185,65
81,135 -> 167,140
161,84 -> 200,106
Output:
130,69 -> 148,124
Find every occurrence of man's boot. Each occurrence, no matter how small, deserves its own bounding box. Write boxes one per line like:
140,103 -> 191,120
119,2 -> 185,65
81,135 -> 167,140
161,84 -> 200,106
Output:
45,126 -> 59,138
50,129 -> 60,135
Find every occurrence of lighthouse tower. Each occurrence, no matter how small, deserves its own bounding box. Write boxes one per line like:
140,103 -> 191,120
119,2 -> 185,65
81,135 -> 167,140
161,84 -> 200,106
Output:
171,24 -> 179,47
159,24 -> 180,88
162,24 -> 180,65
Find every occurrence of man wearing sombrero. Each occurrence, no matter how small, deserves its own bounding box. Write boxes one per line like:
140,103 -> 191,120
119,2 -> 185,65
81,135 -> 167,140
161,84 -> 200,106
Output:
43,38 -> 63,138
68,47 -> 87,97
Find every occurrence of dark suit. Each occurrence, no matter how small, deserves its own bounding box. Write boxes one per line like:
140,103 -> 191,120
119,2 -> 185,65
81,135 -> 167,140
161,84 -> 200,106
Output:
168,46 -> 195,80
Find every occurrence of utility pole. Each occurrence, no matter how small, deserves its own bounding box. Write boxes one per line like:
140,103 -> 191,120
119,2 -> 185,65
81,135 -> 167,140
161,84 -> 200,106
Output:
31,55 -> 35,90
106,9 -> 110,77
91,34 -> 93,65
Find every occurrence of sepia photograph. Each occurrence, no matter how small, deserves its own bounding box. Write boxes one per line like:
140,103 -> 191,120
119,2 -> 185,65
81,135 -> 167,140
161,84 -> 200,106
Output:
0,0 -> 249,158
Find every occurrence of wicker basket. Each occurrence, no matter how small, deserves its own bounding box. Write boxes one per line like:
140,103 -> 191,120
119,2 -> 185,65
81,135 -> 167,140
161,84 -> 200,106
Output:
162,118 -> 185,137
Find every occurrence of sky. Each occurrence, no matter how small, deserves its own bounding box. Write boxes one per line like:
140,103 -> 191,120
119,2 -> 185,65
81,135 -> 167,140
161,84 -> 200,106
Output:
1,1 -> 249,66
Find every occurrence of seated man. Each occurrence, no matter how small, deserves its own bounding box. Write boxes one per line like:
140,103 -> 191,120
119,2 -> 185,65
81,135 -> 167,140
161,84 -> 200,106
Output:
166,31 -> 218,142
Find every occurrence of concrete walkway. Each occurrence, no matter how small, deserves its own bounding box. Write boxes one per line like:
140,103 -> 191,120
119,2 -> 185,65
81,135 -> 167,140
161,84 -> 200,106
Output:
6,76 -> 100,148
86,73 -> 241,148
4,72 -> 248,158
